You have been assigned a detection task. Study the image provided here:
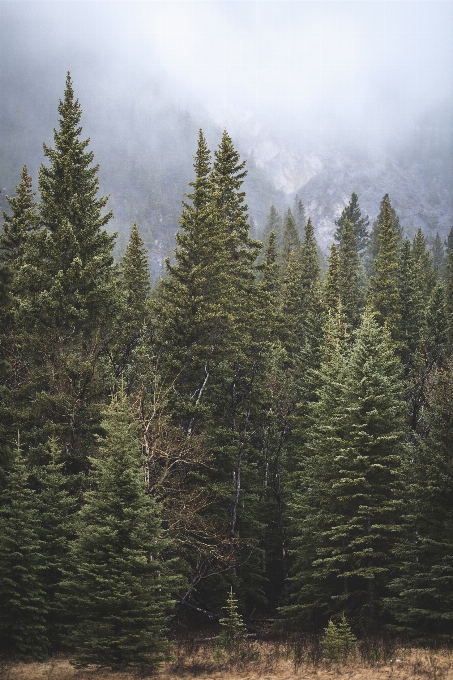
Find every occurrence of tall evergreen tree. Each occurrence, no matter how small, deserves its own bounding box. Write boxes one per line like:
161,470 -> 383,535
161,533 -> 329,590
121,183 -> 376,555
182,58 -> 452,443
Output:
36,438 -> 77,652
111,222 -> 151,384
281,208 -> 301,270
389,358 -> 453,641
324,243 -> 341,314
288,310 -> 406,631
0,264 -> 12,485
366,195 -> 402,343
11,73 -> 117,475
366,194 -> 402,277
0,166 -> 39,269
261,205 -> 282,253
334,192 -> 370,254
64,394 -> 173,670
338,218 -> 363,328
299,217 -> 321,293
293,195 -> 306,239
0,440 -> 48,660
432,232 -> 446,279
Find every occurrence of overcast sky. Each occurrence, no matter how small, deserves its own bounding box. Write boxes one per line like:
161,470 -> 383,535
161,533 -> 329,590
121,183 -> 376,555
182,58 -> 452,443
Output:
1,1 -> 453,144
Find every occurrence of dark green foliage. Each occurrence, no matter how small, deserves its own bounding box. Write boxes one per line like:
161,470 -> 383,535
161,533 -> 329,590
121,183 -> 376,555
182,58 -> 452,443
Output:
366,195 -> 402,343
432,232 -> 446,279
322,614 -> 357,662
366,194 -> 402,277
281,208 -> 301,270
300,217 -> 321,292
261,205 -> 282,252
334,192 -> 370,254
0,166 -> 39,269
293,195 -> 306,238
324,243 -> 341,314
0,264 -> 12,484
217,587 -> 247,650
445,224 -> 453,256
389,358 -> 453,641
64,394 -> 173,670
10,73 -> 117,476
36,438 -> 77,652
0,441 -> 48,660
111,222 -> 151,384
288,311 -> 406,631
338,218 -> 363,328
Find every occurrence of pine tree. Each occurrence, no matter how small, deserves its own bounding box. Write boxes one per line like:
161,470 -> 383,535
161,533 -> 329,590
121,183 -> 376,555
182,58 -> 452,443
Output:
288,311 -> 406,631
334,192 -> 370,254
0,440 -> 48,660
0,165 -> 39,269
324,243 -> 341,314
261,205 -> 282,253
445,224 -> 453,257
0,264 -> 12,485
432,232 -> 446,279
411,228 -> 436,304
64,394 -> 173,670
366,195 -> 402,343
366,194 -> 402,277
338,218 -> 363,328
293,195 -> 306,239
389,358 -> 453,641
281,208 -> 301,270
300,217 -> 320,287
217,587 -> 247,650
111,222 -> 151,383
11,73 -> 117,475
155,130 -> 267,615
36,438 -> 77,652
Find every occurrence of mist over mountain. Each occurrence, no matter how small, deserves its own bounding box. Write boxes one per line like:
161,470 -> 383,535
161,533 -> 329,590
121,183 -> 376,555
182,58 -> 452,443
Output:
1,1 -> 453,267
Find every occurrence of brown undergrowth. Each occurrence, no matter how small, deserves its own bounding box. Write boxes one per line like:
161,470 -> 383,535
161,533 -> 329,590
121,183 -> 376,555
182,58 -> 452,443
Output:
1,642 -> 453,680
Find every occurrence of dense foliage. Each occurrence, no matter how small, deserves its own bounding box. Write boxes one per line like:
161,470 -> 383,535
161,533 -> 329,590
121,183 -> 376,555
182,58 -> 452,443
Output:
1,74 -> 453,666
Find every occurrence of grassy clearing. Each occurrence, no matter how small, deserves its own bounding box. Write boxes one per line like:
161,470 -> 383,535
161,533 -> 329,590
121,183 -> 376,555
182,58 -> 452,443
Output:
1,642 -> 453,680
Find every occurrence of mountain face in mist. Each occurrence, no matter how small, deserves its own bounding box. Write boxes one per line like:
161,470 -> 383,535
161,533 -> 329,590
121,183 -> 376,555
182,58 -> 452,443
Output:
1,48 -> 451,267
217,104 -> 453,250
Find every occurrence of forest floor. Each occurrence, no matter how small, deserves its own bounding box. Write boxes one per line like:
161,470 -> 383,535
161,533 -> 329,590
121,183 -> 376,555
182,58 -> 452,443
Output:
1,642 -> 453,680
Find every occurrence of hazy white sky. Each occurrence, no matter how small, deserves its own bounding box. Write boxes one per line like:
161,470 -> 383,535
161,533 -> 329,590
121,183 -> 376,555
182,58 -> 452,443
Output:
2,1 -> 453,139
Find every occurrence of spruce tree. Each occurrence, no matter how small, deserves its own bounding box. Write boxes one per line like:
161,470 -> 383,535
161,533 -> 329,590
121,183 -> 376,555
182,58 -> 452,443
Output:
36,438 -> 77,652
389,358 -> 453,641
366,194 -> 402,277
293,195 -> 306,239
261,205 -> 282,253
338,218 -> 363,328
0,264 -> 12,484
0,165 -> 39,269
432,232 -> 446,279
0,440 -> 48,660
111,222 -> 151,383
300,217 -> 321,293
288,311 -> 406,631
64,394 -> 173,670
334,192 -> 370,254
324,243 -> 341,314
12,73 -> 117,475
281,208 -> 301,270
366,195 -> 402,343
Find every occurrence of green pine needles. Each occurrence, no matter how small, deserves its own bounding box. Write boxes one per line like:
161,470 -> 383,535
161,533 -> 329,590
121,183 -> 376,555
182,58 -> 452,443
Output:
217,588 -> 248,650
322,614 -> 357,663
63,393 -> 174,670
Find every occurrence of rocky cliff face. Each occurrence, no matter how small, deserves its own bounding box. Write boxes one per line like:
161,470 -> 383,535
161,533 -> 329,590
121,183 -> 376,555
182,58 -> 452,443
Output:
215,104 -> 453,250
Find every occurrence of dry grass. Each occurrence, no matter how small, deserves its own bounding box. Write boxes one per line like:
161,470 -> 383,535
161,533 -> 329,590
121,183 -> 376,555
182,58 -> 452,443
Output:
1,643 -> 453,680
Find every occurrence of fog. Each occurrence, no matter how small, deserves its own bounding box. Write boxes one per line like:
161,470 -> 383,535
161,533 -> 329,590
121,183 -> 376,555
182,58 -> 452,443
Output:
1,1 -> 453,252
2,1 -> 453,143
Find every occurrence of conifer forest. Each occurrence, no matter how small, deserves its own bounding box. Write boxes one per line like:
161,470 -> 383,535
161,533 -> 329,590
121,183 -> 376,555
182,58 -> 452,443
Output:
2,72 -> 453,672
